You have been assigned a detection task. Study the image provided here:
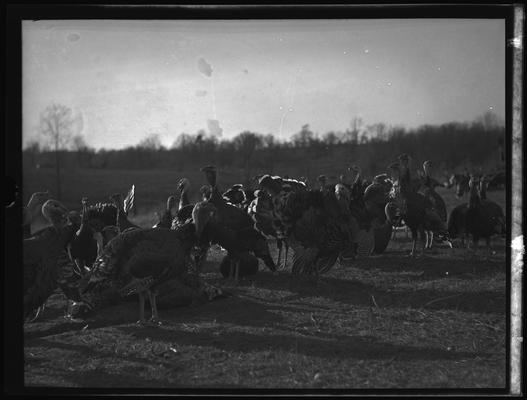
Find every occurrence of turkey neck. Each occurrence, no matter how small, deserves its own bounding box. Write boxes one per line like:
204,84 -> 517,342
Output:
179,187 -> 190,210
205,170 -> 224,204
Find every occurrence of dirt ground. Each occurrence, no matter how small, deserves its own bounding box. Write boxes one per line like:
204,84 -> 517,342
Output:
24,234 -> 507,390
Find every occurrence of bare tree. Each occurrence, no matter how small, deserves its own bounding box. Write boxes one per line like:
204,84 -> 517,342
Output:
40,103 -> 82,200
348,117 -> 363,144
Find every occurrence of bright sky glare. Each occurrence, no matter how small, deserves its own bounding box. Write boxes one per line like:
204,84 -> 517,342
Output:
22,19 -> 505,150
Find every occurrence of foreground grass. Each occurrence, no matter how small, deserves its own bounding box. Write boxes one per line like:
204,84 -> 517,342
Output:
24,237 -> 506,389
23,168 -> 507,389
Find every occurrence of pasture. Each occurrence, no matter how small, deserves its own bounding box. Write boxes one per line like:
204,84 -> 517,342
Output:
23,168 -> 507,389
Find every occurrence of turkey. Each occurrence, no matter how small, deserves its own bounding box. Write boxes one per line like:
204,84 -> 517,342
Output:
23,191 -> 52,238
346,165 -> 372,226
82,185 -> 137,239
68,197 -> 103,277
385,162 -> 406,232
257,174 -> 310,239
24,199 -> 78,320
222,184 -> 247,208
171,178 -> 194,227
83,202 -> 119,236
258,175 -> 357,278
333,181 -> 368,260
465,176 -> 505,258
80,203 -> 219,324
419,160 -> 448,249
448,203 -> 469,248
200,166 -> 277,280
388,154 -> 450,257
447,174 -> 505,250
348,165 -> 369,200
363,174 -> 393,223
248,189 -> 290,269
363,173 -> 394,254
222,184 -> 256,212
153,196 -> 176,229
479,176 -> 506,237
170,178 -> 209,275
289,191 -> 358,277
446,172 -> 470,198
344,165 -> 378,257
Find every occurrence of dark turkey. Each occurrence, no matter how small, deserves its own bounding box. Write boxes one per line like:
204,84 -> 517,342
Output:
81,209 -> 212,324
24,199 -> 77,320
200,166 -> 277,280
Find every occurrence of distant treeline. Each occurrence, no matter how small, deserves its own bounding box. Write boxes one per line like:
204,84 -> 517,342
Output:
23,114 -> 505,181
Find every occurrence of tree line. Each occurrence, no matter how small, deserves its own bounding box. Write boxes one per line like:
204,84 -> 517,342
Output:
24,104 -> 505,189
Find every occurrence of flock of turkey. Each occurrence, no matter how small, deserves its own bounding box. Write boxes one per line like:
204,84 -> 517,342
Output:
20,154 -> 505,325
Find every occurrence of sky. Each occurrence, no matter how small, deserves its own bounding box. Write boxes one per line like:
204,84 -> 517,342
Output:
22,19 -> 505,150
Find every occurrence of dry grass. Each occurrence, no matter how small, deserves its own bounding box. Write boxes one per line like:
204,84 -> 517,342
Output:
23,168 -> 507,389
24,238 -> 506,389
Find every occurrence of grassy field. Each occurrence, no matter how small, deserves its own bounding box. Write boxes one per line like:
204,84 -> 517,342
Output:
23,168 -> 507,390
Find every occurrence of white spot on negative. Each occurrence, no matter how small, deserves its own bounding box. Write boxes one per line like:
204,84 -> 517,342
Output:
364,49 -> 369,54
507,37 -> 522,49
512,235 -> 524,252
